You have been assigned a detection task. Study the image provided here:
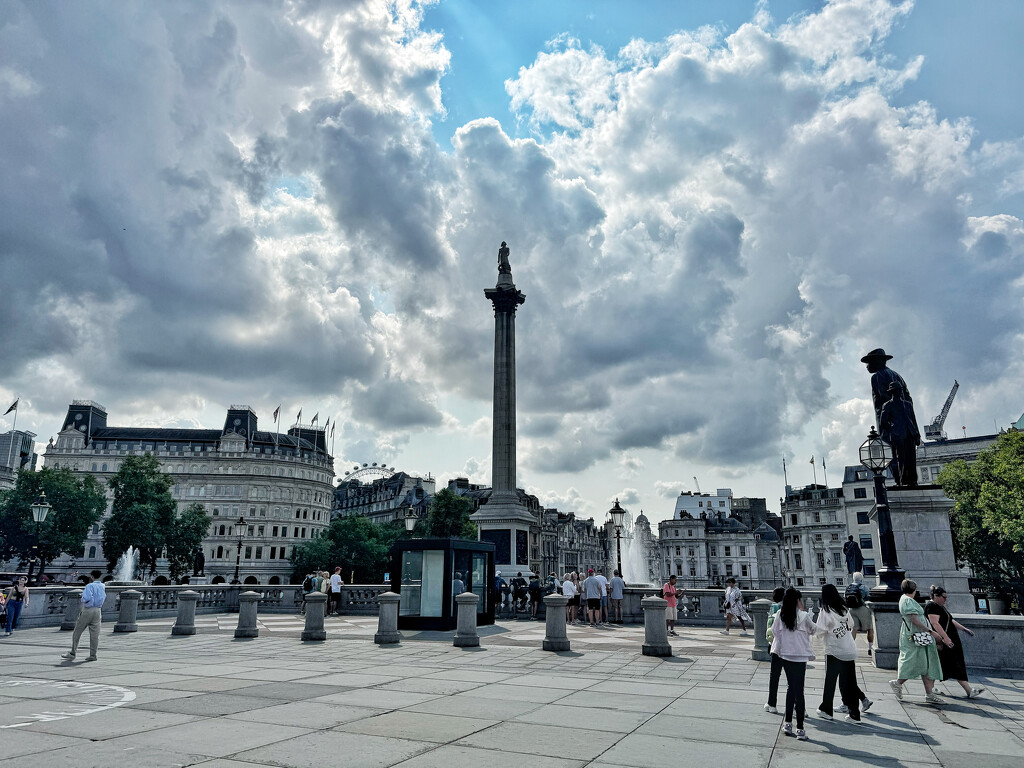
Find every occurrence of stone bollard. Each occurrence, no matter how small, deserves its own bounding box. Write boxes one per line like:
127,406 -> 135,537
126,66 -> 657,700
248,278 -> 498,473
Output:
749,599 -> 772,661
301,592 -> 328,642
234,591 -> 260,639
869,600 -> 900,670
542,593 -> 570,652
454,592 -> 481,648
172,590 -> 200,636
113,589 -> 141,633
374,591 -> 402,645
61,590 -> 83,631
641,595 -> 672,657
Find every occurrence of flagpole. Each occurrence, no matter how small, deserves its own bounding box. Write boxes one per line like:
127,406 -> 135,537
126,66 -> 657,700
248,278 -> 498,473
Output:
782,455 -> 788,488
822,458 -> 828,488
5,398 -> 18,469
811,457 -> 818,486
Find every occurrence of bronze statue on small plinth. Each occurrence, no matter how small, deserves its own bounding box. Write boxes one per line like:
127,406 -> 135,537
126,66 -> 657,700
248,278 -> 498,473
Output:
862,348 -> 920,487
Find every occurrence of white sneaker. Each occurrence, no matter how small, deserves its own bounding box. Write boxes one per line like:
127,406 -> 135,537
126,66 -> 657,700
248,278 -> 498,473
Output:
968,687 -> 985,699
844,715 -> 863,725
888,680 -> 903,700
782,722 -> 794,737
836,704 -> 849,713
861,697 -> 873,712
741,630 -> 749,636
764,704 -> 778,714
719,630 -> 729,635
925,693 -> 945,705
815,708 -> 833,720
796,729 -> 809,741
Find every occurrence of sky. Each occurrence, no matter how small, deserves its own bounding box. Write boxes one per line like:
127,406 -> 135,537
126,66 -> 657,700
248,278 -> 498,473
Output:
2,0 -> 1023,527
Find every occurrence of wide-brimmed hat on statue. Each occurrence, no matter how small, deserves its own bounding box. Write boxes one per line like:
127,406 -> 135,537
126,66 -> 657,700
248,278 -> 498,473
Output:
860,348 -> 894,363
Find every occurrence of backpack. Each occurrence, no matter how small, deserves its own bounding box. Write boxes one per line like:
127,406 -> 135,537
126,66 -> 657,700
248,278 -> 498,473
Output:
845,584 -> 865,609
766,607 -> 778,643
302,576 -> 313,592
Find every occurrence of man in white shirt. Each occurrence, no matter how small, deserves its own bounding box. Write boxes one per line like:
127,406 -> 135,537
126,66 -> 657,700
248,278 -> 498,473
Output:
595,569 -> 609,624
329,567 -> 344,616
62,575 -> 106,662
583,569 -> 603,627
561,572 -> 578,624
608,570 -> 626,624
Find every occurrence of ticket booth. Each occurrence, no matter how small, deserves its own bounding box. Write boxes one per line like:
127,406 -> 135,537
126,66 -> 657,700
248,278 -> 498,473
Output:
389,537 -> 495,631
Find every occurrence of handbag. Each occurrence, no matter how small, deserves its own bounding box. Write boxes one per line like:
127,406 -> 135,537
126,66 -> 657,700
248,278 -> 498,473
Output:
903,617 -> 934,647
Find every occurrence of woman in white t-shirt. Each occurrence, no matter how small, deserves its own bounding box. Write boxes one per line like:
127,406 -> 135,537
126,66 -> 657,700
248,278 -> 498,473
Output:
561,573 -> 578,625
814,584 -> 871,723
769,588 -> 818,741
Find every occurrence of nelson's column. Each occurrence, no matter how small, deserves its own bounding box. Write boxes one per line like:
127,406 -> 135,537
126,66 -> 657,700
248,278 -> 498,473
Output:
472,241 -> 534,576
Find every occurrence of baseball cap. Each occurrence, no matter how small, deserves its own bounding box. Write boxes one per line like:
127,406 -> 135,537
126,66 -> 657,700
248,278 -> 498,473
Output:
588,568 -> 594,574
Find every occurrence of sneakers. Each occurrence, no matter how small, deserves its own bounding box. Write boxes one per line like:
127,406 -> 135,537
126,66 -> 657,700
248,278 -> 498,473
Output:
815,708 -> 833,720
968,687 -> 986,699
844,715 -> 863,725
84,656 -> 98,662
764,704 -> 779,714
888,680 -> 903,700
782,722 -> 794,737
867,648 -> 873,657
836,704 -> 849,713
719,629 -> 729,635
861,697 -> 873,712
668,630 -> 678,636
924,693 -> 945,705
797,729 -> 809,741
741,630 -> 749,636
61,652 -> 76,660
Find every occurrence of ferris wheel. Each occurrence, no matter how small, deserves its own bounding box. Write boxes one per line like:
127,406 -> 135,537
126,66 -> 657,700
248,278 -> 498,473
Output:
342,463 -> 396,482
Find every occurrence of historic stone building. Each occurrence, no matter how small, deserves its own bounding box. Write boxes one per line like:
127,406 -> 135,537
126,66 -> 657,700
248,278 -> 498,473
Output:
43,401 -> 334,585
0,429 -> 37,491
333,470 -> 435,525
779,483 -> 848,589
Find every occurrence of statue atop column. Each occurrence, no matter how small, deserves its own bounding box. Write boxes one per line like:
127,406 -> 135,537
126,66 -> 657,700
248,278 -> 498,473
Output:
861,348 -> 911,423
498,241 -> 511,275
880,381 -> 921,487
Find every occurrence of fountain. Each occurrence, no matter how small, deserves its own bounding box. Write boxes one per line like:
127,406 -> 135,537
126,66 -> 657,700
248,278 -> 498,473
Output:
618,512 -> 655,588
108,546 -> 144,586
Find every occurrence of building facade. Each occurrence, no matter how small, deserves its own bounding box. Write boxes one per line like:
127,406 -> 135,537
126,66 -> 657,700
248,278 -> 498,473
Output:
0,429 -> 37,491
333,470 -> 435,525
43,401 -> 334,585
778,483 -> 848,589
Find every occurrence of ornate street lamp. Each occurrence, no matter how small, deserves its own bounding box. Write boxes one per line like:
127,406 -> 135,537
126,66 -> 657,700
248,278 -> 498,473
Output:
232,514 -> 246,584
608,499 -> 625,579
404,507 -> 419,534
27,492 -> 51,586
859,427 -> 904,599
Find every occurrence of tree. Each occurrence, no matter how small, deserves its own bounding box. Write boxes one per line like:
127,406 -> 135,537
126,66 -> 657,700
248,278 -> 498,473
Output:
102,454 -> 176,576
0,466 -> 106,580
939,430 -> 1024,602
290,516 -> 403,583
165,503 -> 212,583
420,488 -> 477,539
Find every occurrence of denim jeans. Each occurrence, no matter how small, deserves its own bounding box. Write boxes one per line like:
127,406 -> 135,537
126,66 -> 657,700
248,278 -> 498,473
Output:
5,600 -> 23,633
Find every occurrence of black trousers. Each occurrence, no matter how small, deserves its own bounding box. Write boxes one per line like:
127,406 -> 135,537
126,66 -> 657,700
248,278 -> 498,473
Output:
767,653 -> 784,707
781,658 -> 807,728
820,655 -> 862,719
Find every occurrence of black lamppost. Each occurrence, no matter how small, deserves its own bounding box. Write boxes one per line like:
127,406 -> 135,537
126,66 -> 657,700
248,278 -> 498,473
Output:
404,507 -> 419,535
27,492 -> 51,586
232,514 -> 246,584
770,549 -> 778,586
608,499 -> 625,578
859,427 -> 904,599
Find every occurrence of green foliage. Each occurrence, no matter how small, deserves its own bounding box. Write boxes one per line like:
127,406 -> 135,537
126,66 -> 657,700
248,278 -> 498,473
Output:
102,454 -> 177,576
290,516 -> 403,583
0,466 -> 106,579
165,503 -> 212,583
420,488 -> 477,539
939,430 -> 1024,600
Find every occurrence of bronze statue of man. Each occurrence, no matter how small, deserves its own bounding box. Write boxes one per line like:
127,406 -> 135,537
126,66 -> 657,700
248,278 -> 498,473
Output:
879,381 -> 921,487
861,348 -> 912,427
498,241 -> 511,274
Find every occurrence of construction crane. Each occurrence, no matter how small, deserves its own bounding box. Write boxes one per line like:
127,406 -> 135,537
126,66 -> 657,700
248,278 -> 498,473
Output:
693,476 -> 701,494
925,380 -> 959,442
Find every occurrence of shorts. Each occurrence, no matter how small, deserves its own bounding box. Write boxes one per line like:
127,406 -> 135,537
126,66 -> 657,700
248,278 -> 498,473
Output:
850,604 -> 873,631
665,606 -> 678,621
586,598 -> 601,611
569,595 -> 580,607
600,595 -> 608,606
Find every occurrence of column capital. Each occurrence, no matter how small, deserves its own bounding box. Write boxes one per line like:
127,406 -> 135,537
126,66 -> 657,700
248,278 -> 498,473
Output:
485,285 -> 526,314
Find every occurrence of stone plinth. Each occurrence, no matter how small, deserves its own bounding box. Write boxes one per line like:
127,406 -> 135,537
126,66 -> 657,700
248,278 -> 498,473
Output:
453,592 -> 480,648
301,592 -> 327,642
883,487 -> 972,613
641,595 -> 672,657
869,601 -> 900,670
234,591 -> 260,639
113,589 -> 141,633
60,590 -> 82,631
374,591 -> 401,645
172,590 -> 199,636
542,594 -> 570,651
749,599 -> 772,661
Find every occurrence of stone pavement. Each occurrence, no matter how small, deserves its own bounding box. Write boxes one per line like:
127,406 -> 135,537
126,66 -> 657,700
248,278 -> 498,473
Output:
0,615 -> 1021,767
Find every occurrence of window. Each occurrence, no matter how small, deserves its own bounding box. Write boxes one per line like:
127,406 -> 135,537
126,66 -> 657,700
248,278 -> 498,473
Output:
218,525 -> 225,535
724,546 -> 731,557
689,566 -> 696,577
294,527 -> 299,537
88,546 -> 96,559
270,547 -> 276,559
790,514 -> 798,525
859,534 -> 873,550
710,547 -> 717,557
857,511 -> 870,525
698,501 -> 703,507
725,564 -> 733,576
687,529 -> 693,537
796,577 -> 804,586
102,463 -> 107,471
831,533 -> 840,541
719,500 -> 725,507
280,547 -> 287,559
688,548 -> 695,557
741,564 -> 748,577
817,553 -> 825,570
217,546 -> 223,558
676,564 -> 683,576
257,526 -> 264,536
794,554 -> 803,570
836,578 -> 844,586
91,524 -> 99,535
272,526 -> 279,537
813,511 -> 820,523
255,547 -> 263,559
245,546 -> 253,559
674,529 -> 679,537
854,488 -> 867,499
863,558 -> 876,576
819,577 -> 827,585
675,546 -> 681,555
247,526 -> 255,536
91,463 -> 97,471
793,535 -> 800,544
739,546 -> 746,557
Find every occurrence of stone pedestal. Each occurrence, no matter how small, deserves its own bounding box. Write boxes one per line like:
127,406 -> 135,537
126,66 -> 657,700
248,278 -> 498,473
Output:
172,590 -> 199,636
374,591 -> 401,645
641,595 -> 672,657
749,599 -> 772,661
234,591 -> 260,638
302,592 -> 328,642
113,589 -> 141,633
60,590 -> 83,631
453,592 -> 480,648
884,487 -> 972,613
869,601 -> 900,670
542,594 -> 570,651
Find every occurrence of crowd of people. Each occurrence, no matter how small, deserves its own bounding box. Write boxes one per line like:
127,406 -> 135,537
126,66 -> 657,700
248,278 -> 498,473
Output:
300,566 -> 345,615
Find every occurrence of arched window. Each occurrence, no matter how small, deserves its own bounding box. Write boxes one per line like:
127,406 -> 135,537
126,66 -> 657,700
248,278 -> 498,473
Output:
102,463 -> 107,472
219,525 -> 226,535
91,463 -> 97,471
217,546 -> 223,558
88,546 -> 96,559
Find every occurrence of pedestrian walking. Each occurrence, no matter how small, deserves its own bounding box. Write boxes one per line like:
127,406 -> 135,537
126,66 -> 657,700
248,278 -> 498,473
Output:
609,570 -> 625,624
61,575 -> 105,662
329,567 -> 344,616
764,587 -> 786,714
845,571 -> 874,656
770,588 -> 818,741
815,584 -> 872,724
582,569 -> 603,626
890,579 -> 944,704
662,574 -> 679,636
720,577 -> 750,635
3,576 -> 29,636
925,585 -> 985,699
528,574 -> 542,619
300,572 -> 315,614
561,572 -> 578,624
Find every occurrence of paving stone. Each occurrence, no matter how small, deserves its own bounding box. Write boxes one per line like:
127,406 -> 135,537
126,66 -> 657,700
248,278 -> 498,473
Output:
132,692 -> 290,716
404,693 -> 543,720
383,744 -> 586,768
456,721 -> 622,760
599,733 -> 771,768
310,688 -> 441,710
235,729 -> 434,768
20,706 -> 200,739
227,700 -> 380,728
336,710 -> 496,742
514,703 -> 652,733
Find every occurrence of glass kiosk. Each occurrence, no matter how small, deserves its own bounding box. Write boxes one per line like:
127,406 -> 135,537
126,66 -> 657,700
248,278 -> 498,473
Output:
389,537 -> 495,631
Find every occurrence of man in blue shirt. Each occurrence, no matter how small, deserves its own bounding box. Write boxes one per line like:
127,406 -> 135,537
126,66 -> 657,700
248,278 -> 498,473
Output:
62,575 -> 106,662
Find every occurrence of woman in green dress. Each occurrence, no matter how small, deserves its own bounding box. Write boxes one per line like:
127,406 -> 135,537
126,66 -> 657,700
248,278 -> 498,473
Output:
890,579 -> 944,704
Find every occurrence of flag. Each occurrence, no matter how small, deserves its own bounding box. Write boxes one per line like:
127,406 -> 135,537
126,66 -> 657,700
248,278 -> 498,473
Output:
296,408 -> 302,424
3,399 -> 16,415
272,405 -> 280,423
809,456 -> 814,464
822,457 -> 827,470
311,412 -> 319,426
330,421 -> 335,438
